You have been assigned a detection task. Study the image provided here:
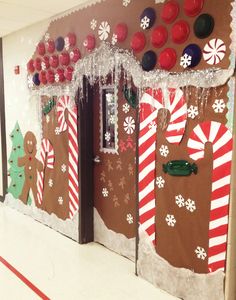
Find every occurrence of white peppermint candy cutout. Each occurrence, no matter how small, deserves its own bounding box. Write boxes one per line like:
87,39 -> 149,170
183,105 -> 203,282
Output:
203,38 -> 226,65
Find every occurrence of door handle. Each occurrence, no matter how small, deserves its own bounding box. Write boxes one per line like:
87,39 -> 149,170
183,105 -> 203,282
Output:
93,155 -> 101,163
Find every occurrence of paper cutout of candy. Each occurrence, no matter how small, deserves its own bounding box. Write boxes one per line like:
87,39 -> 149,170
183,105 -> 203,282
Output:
183,0 -> 204,17
203,38 -> 226,65
46,39 -> 55,53
151,26 -> 168,48
37,42 -> 46,56
159,48 -> 177,70
33,73 -> 40,86
55,68 -> 65,83
33,58 -> 42,71
42,56 -> 50,70
27,59 -> 35,73
182,44 -> 202,68
49,55 -> 59,68
171,20 -> 190,44
59,52 -> 70,66
141,50 -> 157,71
131,32 -> 146,53
194,14 -> 214,39
70,48 -> 81,63
140,7 -> 156,30
161,0 -> 179,24
46,69 -> 55,84
39,71 -> 47,85
55,37 -> 65,52
65,33 -> 76,48
65,66 -> 74,81
115,23 -> 128,42
83,34 -> 96,51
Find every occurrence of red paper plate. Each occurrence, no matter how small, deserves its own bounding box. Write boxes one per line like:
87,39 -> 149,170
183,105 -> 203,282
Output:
151,26 -> 168,48
183,0 -> 204,17
171,20 -> 190,44
131,32 -> 146,53
161,0 -> 180,24
159,48 -> 177,70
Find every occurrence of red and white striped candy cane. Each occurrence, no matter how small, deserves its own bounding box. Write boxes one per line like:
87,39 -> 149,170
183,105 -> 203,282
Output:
187,121 -> 233,272
37,138 -> 54,205
57,95 -> 79,219
139,88 -> 187,244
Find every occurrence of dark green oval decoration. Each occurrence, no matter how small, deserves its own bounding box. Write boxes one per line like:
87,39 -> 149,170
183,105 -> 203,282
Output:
123,85 -> 137,109
163,160 -> 198,176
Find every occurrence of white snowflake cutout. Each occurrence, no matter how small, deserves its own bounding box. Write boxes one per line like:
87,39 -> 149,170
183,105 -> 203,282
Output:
126,213 -> 133,224
98,21 -> 110,41
58,196 -> 63,205
188,105 -> 199,119
109,115 -> 116,124
46,115 -> 50,124
105,132 -> 111,141
180,54 -> 192,69
102,188 -> 109,197
124,116 -> 135,134
44,33 -> 50,42
123,0 -> 131,7
27,75 -> 34,88
159,145 -> 169,157
48,179 -> 53,188
55,74 -> 60,83
212,99 -> 226,113
140,16 -> 150,30
112,34 -> 118,45
64,37 -> 70,51
195,246 -> 207,260
90,19 -> 97,30
165,214 -> 176,227
61,164 -> 67,173
185,199 -> 196,213
55,127 -> 60,135
148,121 -> 157,131
122,103 -> 130,114
41,62 -> 46,71
175,195 -> 185,208
156,176 -> 165,188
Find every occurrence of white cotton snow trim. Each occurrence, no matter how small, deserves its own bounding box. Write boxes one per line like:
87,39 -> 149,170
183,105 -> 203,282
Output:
137,228 -> 225,300
230,0 -> 236,68
4,193 -> 79,241
94,208 -> 135,261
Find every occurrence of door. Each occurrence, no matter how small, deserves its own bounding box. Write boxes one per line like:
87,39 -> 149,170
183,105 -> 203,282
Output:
79,77 -> 137,260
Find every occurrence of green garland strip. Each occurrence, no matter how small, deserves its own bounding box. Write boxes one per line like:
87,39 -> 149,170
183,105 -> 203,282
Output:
123,85 -> 137,109
42,98 -> 56,115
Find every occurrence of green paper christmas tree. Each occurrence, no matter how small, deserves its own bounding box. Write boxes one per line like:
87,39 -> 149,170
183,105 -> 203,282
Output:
7,122 -> 31,205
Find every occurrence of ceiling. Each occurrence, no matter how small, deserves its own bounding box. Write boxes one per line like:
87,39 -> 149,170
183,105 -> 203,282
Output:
0,0 -> 92,37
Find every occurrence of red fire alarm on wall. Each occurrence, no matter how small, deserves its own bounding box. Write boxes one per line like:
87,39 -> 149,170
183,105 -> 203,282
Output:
14,65 -> 20,75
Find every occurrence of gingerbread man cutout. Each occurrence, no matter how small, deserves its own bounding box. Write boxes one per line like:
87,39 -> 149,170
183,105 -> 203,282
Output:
18,132 -> 43,206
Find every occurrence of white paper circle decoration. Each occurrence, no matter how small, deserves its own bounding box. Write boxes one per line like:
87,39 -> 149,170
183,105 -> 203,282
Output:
203,38 -> 226,65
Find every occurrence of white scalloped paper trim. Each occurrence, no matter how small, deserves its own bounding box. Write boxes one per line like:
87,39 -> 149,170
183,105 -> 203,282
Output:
230,0 -> 236,68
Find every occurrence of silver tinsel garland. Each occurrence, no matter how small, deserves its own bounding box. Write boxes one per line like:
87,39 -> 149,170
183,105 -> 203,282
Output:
30,43 -> 234,100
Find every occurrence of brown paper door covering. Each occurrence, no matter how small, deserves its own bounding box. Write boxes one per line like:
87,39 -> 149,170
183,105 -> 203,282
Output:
155,85 -> 229,274
92,79 -> 136,240
40,96 -> 70,220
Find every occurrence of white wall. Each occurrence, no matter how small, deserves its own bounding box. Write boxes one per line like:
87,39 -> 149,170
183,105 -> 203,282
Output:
0,120 -> 2,196
2,20 -> 50,173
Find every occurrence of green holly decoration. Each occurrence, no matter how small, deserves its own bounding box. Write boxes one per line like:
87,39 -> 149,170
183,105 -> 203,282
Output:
42,98 -> 56,115
123,85 -> 137,109
8,122 -> 31,205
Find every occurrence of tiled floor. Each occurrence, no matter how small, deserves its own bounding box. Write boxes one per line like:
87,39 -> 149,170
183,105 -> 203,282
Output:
0,203 -> 178,300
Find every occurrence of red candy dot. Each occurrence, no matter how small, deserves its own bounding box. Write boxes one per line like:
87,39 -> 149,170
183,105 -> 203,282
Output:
65,66 -> 74,81
46,69 -> 55,84
115,23 -> 128,42
151,26 -> 168,48
49,55 -> 59,68
46,39 -> 55,53
37,42 -> 46,56
39,71 -> 47,85
83,35 -> 96,51
171,20 -> 190,44
33,58 -> 42,71
161,0 -> 179,24
159,48 -> 177,70
130,32 -> 146,53
183,0 -> 204,17
59,52 -> 70,66
27,59 -> 35,73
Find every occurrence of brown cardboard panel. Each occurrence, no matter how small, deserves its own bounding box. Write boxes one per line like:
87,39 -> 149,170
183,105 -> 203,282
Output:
32,0 -> 233,78
155,84 -> 229,273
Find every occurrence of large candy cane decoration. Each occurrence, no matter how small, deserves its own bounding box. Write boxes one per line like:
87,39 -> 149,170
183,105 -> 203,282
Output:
37,138 -> 55,205
187,121 -> 233,272
139,88 -> 187,244
57,95 -> 79,219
